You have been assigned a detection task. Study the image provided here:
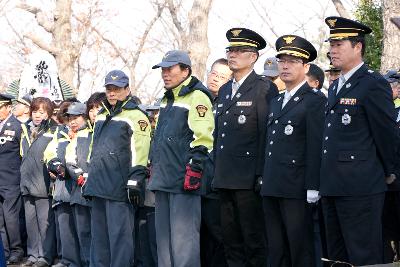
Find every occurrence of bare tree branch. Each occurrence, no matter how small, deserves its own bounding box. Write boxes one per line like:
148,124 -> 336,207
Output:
131,2 -> 165,67
17,3 -> 54,33
331,0 -> 351,18
23,32 -> 58,55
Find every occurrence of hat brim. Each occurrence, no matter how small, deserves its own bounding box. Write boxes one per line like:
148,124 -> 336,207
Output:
16,99 -> 31,106
262,70 -> 279,77
152,61 -> 179,69
65,111 -> 85,116
104,81 -> 128,87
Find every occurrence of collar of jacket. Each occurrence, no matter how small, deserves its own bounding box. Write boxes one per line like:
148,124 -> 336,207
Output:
101,96 -> 138,116
176,76 -> 213,102
39,119 -> 58,133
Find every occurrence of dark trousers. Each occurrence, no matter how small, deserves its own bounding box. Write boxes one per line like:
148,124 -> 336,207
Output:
219,189 -> 266,267
263,197 -> 314,267
90,197 -> 135,267
0,186 -> 23,259
54,203 -> 81,267
134,206 -> 157,267
23,195 -> 56,264
72,204 -> 91,267
322,193 -> 385,266
382,191 -> 400,263
201,197 -> 228,267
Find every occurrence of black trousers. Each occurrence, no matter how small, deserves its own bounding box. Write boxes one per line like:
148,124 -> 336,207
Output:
134,206 -> 157,267
321,193 -> 385,266
219,189 -> 266,267
262,196 -> 315,267
382,191 -> 400,263
0,185 -> 23,259
201,197 -> 228,267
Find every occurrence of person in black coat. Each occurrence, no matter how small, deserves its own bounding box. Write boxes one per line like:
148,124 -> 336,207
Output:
320,17 -> 397,266
0,93 -> 24,265
260,35 -> 326,267
213,28 -> 278,267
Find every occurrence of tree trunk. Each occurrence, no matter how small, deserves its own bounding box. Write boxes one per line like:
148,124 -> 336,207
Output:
53,0 -> 75,93
186,0 -> 213,81
380,0 -> 400,72
331,0 -> 351,18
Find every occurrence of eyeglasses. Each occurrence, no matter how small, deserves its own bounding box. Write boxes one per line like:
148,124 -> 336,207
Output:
225,47 -> 257,54
208,71 -> 229,80
277,59 -> 304,65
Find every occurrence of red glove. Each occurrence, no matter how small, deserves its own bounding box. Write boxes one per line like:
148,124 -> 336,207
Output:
77,175 -> 86,187
184,164 -> 202,191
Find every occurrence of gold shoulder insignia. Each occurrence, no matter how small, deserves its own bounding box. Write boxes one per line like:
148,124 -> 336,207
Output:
231,29 -> 242,37
283,36 -> 296,44
327,19 -> 337,28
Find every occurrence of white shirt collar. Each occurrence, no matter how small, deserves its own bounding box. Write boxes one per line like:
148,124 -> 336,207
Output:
342,62 -> 364,82
285,80 -> 307,97
233,70 -> 253,88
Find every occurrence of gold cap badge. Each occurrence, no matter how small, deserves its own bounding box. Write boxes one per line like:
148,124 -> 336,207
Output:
327,19 -> 337,28
283,36 -> 296,44
231,29 -> 242,37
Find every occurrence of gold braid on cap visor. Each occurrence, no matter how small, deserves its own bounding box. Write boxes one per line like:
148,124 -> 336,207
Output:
277,46 -> 310,59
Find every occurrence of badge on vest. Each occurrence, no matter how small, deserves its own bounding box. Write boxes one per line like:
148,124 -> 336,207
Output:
339,98 -> 357,105
236,101 -> 252,107
342,114 -> 351,125
0,136 -> 13,145
238,114 -> 246,124
284,125 -> 293,135
3,130 -> 15,136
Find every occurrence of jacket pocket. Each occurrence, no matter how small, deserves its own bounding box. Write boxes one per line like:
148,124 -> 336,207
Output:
279,155 -> 305,166
337,150 -> 368,162
336,105 -> 358,115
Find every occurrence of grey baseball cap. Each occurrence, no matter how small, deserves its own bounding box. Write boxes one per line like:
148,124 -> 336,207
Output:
262,57 -> 279,77
104,70 -> 129,88
66,102 -> 86,116
384,69 -> 400,83
152,50 -> 191,69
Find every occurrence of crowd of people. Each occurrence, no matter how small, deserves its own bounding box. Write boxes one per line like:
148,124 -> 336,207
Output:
0,15 -> 400,267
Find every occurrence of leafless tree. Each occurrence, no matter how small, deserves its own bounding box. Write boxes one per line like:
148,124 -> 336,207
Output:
381,0 -> 400,72
164,0 -> 214,80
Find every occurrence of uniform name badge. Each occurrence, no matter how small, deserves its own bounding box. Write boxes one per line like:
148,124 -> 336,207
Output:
342,113 -> 351,125
238,114 -> 246,124
284,125 -> 293,135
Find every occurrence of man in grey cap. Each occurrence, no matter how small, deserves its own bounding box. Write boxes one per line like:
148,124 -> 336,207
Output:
13,94 -> 32,123
148,50 -> 214,267
262,57 -> 286,91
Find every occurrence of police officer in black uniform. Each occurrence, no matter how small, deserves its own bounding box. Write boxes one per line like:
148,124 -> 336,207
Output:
261,35 -> 326,267
0,93 -> 24,264
320,17 -> 397,266
213,28 -> 278,267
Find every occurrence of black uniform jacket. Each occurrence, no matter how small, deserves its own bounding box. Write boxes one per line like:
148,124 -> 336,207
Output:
320,64 -> 397,196
213,70 -> 278,189
0,115 -> 22,186
260,82 -> 326,199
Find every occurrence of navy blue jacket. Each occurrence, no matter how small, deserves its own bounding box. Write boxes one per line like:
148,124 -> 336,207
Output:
261,83 -> 326,199
320,64 -> 397,196
0,115 -> 22,186
148,76 -> 214,195
213,71 -> 278,189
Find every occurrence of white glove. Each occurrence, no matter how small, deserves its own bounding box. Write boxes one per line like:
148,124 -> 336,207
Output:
307,190 -> 320,203
386,174 -> 397,185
